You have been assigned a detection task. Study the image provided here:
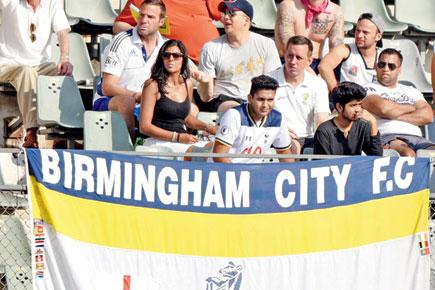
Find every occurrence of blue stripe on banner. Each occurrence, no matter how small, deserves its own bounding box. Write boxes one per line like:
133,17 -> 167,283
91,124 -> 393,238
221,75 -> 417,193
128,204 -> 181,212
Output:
26,149 -> 429,214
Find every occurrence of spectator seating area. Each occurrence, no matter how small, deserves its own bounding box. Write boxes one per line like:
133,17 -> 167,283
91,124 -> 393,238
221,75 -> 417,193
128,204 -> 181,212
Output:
0,0 -> 434,152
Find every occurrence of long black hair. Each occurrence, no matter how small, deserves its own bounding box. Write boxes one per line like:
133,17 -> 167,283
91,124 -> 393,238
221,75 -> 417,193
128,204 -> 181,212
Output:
150,39 -> 190,95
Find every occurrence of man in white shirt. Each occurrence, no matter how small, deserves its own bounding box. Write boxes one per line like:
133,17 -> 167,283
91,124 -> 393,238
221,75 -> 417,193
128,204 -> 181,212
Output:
93,0 -> 166,138
0,0 -> 72,148
269,35 -> 330,154
319,12 -> 385,91
363,48 -> 434,156
213,75 -> 293,163
197,0 -> 281,113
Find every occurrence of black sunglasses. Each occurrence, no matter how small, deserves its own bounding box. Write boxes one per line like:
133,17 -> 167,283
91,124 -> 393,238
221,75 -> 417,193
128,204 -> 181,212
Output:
162,52 -> 183,60
30,23 -> 36,42
224,9 -> 242,17
377,61 -> 398,71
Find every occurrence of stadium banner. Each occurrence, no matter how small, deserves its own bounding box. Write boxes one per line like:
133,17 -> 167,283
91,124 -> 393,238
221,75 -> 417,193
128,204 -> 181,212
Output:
26,149 -> 430,290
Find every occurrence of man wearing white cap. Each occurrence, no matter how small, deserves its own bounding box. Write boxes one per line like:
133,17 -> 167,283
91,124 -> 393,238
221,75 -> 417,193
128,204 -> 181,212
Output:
319,12 -> 384,91
197,0 -> 281,113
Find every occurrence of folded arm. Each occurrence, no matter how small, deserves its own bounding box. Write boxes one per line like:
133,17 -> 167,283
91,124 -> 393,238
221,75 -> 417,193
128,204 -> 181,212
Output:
396,100 -> 433,126
362,94 -> 416,119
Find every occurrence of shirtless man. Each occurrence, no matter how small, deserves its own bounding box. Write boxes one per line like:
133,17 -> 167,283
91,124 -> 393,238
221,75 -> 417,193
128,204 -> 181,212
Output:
275,0 -> 343,73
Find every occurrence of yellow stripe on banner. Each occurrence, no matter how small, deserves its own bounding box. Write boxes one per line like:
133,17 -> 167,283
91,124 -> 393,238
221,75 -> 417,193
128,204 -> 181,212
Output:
30,177 -> 429,257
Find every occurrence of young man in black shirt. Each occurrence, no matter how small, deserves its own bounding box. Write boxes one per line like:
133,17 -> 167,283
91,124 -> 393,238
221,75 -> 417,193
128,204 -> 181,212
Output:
313,82 -> 382,156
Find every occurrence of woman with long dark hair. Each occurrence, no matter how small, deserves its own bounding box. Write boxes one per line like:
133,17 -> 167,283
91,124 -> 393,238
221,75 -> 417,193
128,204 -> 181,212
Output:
139,39 -> 216,152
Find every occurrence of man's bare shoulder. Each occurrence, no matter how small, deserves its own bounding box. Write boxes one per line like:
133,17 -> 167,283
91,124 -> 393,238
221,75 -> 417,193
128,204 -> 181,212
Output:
278,0 -> 297,11
326,1 -> 343,15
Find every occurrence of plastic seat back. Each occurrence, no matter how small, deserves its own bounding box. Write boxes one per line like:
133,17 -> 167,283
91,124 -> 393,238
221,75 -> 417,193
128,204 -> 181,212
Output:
84,111 -> 134,151
0,216 -> 31,290
37,76 -> 85,128
383,39 -> 432,93
339,0 -> 408,33
382,149 -> 400,157
197,112 -> 221,126
50,33 -> 96,86
249,0 -> 277,31
395,0 -> 435,33
189,146 -> 212,162
65,0 -> 118,26
135,145 -> 176,160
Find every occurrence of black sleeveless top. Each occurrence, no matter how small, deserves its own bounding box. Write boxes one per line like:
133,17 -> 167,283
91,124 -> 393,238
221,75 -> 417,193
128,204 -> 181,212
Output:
151,80 -> 191,134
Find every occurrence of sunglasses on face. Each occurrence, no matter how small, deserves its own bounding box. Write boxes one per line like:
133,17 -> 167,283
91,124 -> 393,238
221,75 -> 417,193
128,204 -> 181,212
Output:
30,23 -> 36,42
376,61 -> 398,71
162,52 -> 183,60
224,9 -> 243,17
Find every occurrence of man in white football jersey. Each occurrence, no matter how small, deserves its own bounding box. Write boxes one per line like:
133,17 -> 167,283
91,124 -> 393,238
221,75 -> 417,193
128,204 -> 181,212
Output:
363,48 -> 434,156
213,75 -> 293,163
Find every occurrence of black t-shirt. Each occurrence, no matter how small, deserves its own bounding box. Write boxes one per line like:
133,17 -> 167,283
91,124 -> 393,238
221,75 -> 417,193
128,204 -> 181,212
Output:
313,118 -> 383,156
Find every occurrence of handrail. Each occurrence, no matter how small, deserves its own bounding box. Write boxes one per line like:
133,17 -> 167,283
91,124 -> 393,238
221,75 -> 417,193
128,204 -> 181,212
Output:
116,151 -> 349,160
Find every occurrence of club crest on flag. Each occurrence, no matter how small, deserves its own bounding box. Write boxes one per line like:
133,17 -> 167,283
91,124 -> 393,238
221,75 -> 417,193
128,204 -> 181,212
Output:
206,262 -> 242,290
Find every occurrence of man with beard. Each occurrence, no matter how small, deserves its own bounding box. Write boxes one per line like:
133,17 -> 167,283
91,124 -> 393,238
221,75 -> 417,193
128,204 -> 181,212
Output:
313,82 -> 382,155
362,48 -> 434,157
319,12 -> 384,91
93,0 -> 167,138
112,0 -> 221,64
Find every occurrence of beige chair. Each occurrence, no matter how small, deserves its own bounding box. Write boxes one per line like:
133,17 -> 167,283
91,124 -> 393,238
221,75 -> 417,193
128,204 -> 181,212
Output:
37,76 -> 85,148
382,39 -> 433,94
64,0 -> 118,27
394,0 -> 435,33
84,111 -> 134,151
339,0 -> 408,33
50,33 -> 96,88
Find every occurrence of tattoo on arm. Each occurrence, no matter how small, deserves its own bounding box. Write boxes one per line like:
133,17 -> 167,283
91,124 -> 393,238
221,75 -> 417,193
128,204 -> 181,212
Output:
328,12 -> 344,48
276,4 -> 295,48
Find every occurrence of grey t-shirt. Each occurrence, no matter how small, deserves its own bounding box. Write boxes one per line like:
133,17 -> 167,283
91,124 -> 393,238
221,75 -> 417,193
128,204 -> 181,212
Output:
199,32 -> 281,100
